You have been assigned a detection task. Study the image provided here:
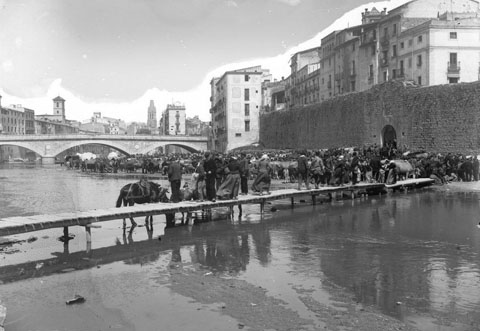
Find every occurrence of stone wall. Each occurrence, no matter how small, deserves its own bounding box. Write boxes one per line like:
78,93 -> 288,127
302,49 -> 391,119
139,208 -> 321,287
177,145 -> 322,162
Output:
259,81 -> 480,154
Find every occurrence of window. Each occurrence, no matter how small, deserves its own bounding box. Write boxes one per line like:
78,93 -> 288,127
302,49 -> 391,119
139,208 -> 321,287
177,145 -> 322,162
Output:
400,42 -> 404,49
244,88 -> 249,101
450,52 -> 457,65
371,45 -> 376,55
417,35 -> 423,43
56,102 -> 59,108
352,43 -> 355,52
350,81 -> 355,91
245,120 -> 250,132
244,75 -> 250,82
393,24 -> 397,35
369,64 -> 374,78
383,71 -> 387,82
450,32 -> 457,39
408,39 -> 413,46
235,133 -> 242,137
417,55 -> 422,67
392,45 -> 397,57
418,76 -> 422,85
244,103 -> 250,116
408,58 -> 412,68
384,27 -> 388,37
449,77 -> 459,84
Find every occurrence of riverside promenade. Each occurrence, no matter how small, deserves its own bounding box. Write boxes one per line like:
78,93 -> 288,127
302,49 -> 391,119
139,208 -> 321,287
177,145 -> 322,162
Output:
0,178 -> 434,240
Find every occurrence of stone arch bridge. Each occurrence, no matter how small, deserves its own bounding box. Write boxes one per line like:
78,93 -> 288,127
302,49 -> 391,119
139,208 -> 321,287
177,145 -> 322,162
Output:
0,134 -> 209,164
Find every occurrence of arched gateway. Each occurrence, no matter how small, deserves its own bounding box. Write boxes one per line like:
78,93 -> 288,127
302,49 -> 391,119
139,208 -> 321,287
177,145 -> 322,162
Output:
381,125 -> 397,148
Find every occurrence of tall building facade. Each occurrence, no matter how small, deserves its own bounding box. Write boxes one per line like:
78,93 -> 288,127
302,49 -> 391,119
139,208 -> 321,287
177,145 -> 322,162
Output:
286,0 -> 480,110
210,66 -> 272,153
0,100 -> 35,135
285,47 -> 321,110
147,100 -> 157,131
160,103 -> 186,135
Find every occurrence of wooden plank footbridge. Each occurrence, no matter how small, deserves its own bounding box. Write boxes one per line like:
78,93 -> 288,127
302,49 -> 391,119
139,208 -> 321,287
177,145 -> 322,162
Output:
0,179 -> 434,243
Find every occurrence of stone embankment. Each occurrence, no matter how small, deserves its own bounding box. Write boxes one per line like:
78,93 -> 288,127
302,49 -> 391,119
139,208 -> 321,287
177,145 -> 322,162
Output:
260,80 -> 480,154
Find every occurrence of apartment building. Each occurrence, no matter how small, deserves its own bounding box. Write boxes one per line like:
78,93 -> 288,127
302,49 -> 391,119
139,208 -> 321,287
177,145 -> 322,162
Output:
160,103 -> 186,135
285,47 -> 321,109
210,66 -> 271,153
289,0 -> 480,110
261,79 -> 286,113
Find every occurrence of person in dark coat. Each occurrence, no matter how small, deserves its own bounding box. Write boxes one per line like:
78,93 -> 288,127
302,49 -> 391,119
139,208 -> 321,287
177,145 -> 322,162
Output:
168,157 -> 182,202
350,152 -> 360,184
297,152 -> 310,190
216,156 -> 241,200
473,157 -> 479,181
203,152 -> 217,202
369,153 -> 382,183
239,153 -> 250,195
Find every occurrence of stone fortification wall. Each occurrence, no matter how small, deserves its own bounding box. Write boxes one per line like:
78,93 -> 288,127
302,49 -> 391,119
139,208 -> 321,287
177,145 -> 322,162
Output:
259,81 -> 480,154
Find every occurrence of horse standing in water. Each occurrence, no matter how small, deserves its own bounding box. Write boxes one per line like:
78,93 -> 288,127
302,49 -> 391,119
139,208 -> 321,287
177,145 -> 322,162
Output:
116,182 -> 169,229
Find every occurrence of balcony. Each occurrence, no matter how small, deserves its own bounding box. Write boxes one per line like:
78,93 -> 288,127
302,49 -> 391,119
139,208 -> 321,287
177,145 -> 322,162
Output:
447,61 -> 461,78
380,35 -> 390,47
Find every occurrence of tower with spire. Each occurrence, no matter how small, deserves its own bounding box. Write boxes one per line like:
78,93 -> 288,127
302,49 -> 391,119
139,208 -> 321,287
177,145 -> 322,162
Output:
147,100 -> 157,131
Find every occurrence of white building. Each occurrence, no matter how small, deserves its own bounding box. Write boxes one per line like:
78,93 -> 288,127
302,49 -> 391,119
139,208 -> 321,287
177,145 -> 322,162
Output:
210,66 -> 272,153
160,103 -> 186,135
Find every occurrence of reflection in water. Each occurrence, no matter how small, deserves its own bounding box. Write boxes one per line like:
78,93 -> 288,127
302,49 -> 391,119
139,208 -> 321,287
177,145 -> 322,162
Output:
2,166 -> 480,329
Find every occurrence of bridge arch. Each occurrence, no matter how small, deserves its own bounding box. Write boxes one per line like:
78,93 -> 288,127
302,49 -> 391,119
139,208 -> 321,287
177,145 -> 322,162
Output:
0,142 -> 44,156
50,140 -> 131,157
138,142 -> 205,154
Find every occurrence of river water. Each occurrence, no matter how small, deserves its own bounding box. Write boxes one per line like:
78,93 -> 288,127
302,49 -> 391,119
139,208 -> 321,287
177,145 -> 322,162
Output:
1,164 -> 480,330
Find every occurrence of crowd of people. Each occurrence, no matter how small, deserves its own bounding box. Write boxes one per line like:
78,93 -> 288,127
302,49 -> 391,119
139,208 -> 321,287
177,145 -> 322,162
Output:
67,143 -> 480,203
153,143 -> 480,203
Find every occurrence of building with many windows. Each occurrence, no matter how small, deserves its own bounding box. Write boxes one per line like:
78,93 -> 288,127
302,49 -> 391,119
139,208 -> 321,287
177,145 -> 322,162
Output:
285,47 -> 321,110
261,79 -> 286,113
285,0 -> 480,110
210,66 -> 272,152
160,103 -> 186,135
186,115 -> 210,136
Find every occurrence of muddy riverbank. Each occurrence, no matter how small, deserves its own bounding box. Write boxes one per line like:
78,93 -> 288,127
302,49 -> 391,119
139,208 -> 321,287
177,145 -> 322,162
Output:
2,165 -> 480,330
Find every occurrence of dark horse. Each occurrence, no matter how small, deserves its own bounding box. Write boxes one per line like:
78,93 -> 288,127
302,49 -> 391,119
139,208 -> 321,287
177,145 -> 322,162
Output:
116,182 -> 169,229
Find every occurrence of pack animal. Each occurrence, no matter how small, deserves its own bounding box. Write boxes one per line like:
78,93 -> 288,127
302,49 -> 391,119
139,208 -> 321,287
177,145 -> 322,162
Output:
116,182 -> 169,229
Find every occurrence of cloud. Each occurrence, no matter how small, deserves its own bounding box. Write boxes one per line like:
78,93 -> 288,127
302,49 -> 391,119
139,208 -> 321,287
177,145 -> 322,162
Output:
2,60 -> 13,72
14,37 -> 23,48
1,0 -> 411,124
225,0 -> 238,7
275,0 -> 302,6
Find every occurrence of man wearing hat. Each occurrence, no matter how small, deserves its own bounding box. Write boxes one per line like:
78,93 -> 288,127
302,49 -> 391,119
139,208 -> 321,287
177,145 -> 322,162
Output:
203,152 -> 217,202
297,151 -> 310,190
239,152 -> 250,195
167,156 -> 182,202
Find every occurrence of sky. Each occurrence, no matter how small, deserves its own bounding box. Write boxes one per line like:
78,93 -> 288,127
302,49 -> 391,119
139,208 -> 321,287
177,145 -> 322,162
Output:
0,0 -> 408,123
